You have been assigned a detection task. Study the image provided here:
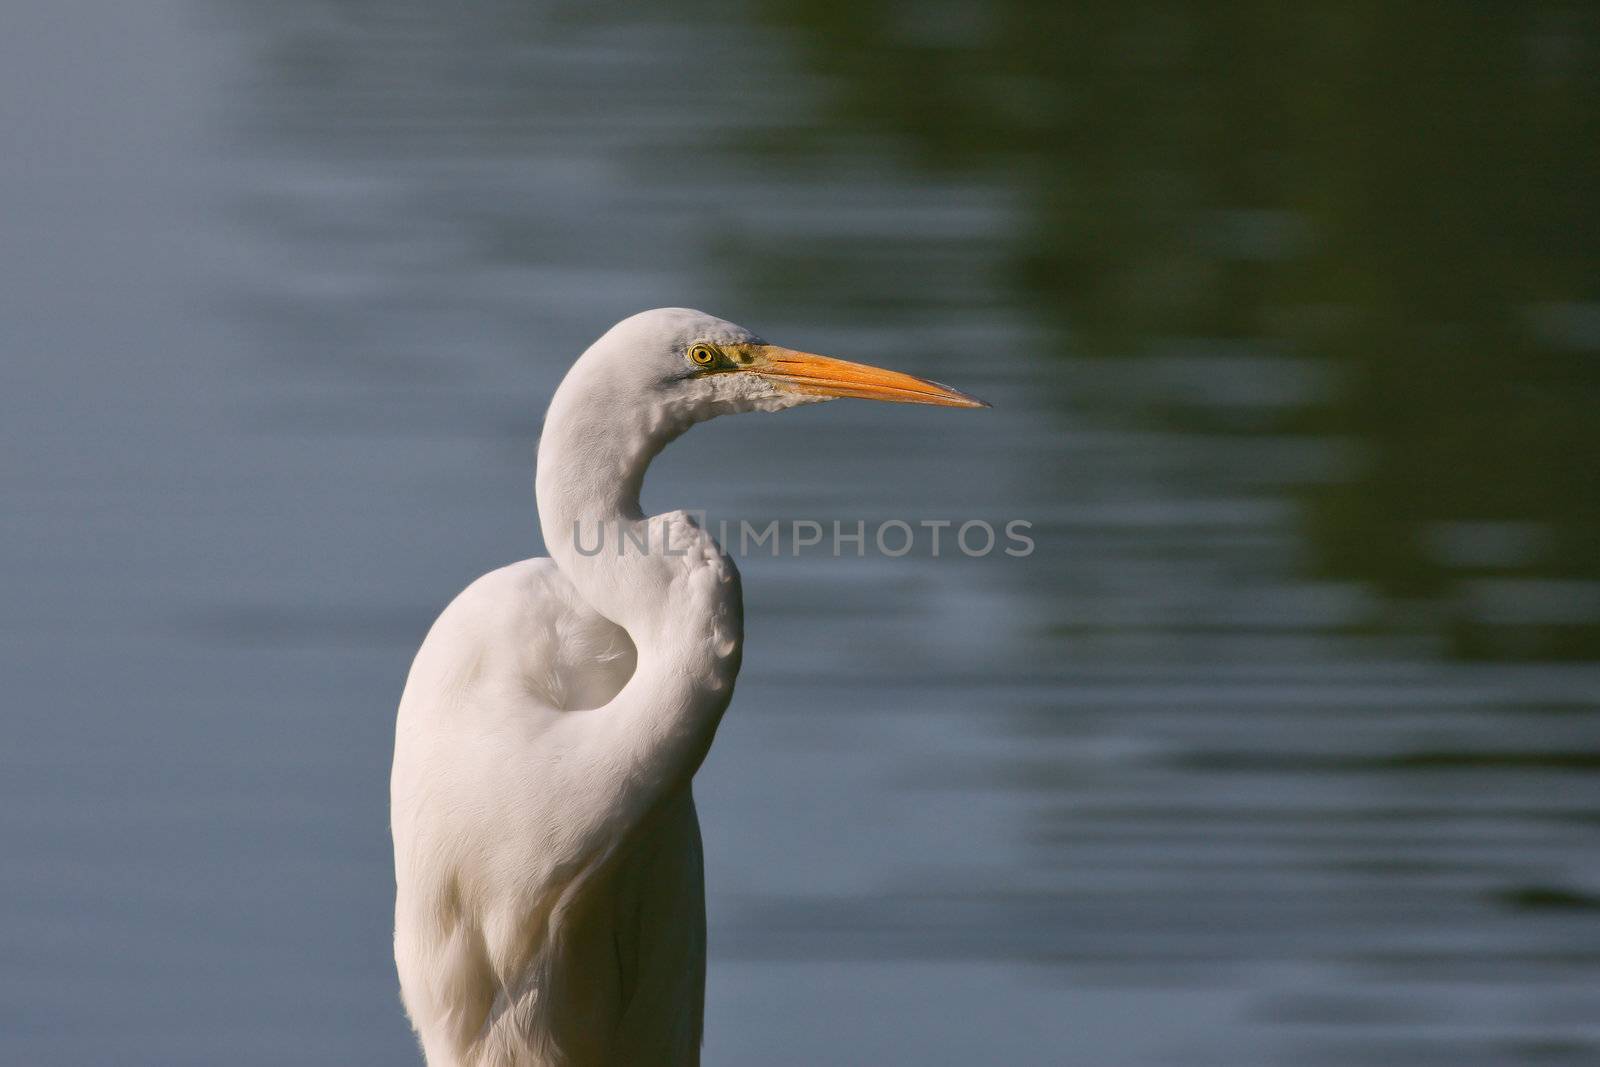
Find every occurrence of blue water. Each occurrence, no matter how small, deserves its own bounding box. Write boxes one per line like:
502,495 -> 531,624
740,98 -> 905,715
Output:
3,3 -> 1598,1064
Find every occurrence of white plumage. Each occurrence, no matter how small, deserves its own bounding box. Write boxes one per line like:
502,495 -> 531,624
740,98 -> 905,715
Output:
391,309 -> 984,1066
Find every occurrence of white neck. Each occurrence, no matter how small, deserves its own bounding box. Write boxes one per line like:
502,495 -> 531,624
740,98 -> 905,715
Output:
533,356 -> 743,820
535,364 -> 698,631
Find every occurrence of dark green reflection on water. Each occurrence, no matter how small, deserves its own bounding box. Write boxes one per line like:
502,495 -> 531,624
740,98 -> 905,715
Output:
747,1 -> 1600,659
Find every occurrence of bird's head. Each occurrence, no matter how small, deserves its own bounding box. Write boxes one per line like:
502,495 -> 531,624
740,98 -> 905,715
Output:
537,309 -> 986,624
577,308 -> 988,425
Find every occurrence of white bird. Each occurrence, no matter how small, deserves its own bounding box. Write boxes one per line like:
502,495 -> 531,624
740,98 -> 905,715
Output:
390,308 -> 985,1066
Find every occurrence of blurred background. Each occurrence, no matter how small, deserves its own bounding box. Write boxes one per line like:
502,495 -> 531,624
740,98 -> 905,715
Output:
4,2 -> 1599,1064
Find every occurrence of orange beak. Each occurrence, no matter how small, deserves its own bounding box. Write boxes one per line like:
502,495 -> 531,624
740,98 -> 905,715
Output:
739,345 -> 989,409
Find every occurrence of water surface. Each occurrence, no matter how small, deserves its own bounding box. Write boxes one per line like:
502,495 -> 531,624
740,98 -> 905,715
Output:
3,3 -> 1598,1064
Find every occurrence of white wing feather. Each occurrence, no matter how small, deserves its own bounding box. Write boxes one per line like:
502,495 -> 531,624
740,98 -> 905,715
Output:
391,559 -> 706,1067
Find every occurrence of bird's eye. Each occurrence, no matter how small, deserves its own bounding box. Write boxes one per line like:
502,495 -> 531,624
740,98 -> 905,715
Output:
688,343 -> 718,367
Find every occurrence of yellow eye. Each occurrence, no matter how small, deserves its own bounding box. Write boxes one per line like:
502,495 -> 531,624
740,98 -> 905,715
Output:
688,343 -> 718,367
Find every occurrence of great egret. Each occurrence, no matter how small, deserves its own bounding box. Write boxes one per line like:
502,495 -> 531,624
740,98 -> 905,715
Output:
390,308 -> 985,1066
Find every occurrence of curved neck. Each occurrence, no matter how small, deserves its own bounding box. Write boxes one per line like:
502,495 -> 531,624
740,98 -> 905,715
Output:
533,364 -> 744,829
537,387 -> 685,522
536,371 -> 696,632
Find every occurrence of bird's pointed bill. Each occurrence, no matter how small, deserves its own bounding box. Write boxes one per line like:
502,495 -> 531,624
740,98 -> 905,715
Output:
738,345 -> 989,408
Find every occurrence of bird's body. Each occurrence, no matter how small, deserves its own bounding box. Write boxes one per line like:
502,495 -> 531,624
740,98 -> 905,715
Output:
391,309 -> 982,1066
